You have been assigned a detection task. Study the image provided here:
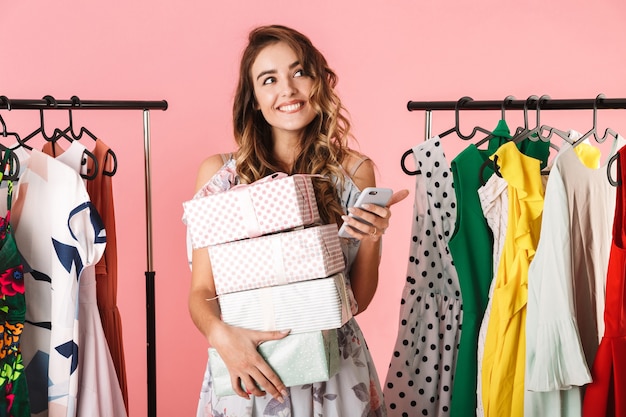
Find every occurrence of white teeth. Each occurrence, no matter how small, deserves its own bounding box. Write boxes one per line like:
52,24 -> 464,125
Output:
278,103 -> 302,112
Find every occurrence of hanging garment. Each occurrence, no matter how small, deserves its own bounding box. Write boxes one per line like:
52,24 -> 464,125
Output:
7,149 -> 106,417
582,141 -> 626,417
41,141 -> 127,417
524,141 -> 604,417
563,135 -> 624,371
0,153 -> 30,417
385,137 -> 462,417
475,138 -> 550,417
481,141 -> 544,417
476,174 -> 508,417
448,122 -> 509,417
84,139 -> 128,411
192,154 -> 386,417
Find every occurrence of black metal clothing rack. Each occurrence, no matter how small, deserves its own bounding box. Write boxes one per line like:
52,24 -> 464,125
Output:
0,96 -> 168,417
407,95 -> 626,140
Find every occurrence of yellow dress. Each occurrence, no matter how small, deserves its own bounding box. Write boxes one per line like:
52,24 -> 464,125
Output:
481,141 -> 544,417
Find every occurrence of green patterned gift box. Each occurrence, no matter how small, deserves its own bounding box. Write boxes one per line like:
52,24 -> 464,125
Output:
209,329 -> 339,397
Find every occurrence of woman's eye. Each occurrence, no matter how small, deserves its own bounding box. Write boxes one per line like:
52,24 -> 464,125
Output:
294,69 -> 305,77
262,77 -> 275,85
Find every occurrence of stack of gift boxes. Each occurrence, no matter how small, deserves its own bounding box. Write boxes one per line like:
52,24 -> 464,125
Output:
183,173 -> 352,396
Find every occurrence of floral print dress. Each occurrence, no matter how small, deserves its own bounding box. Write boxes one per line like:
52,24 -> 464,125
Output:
190,155 -> 386,417
0,158 -> 30,416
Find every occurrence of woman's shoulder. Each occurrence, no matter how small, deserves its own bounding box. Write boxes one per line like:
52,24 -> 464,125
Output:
341,150 -> 375,191
193,152 -> 237,196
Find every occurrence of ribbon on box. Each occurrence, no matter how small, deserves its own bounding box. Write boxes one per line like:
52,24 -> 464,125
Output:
257,287 -> 278,331
231,172 -> 324,239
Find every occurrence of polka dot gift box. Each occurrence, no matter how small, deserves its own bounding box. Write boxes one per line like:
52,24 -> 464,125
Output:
183,173 -> 321,249
208,224 -> 345,295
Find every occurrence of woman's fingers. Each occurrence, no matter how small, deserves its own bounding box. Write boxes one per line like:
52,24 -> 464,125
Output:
225,328 -> 291,401
342,189 -> 410,240
387,189 -> 410,207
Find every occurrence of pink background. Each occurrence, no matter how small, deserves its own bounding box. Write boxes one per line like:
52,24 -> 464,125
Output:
3,1 -> 626,415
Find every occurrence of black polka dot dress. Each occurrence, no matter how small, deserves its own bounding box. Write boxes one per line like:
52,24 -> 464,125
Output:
384,137 -> 462,417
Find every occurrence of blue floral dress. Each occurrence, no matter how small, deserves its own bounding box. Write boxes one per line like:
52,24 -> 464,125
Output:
191,156 -> 386,417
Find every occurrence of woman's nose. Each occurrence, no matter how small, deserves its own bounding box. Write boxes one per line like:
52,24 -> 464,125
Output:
280,78 -> 296,96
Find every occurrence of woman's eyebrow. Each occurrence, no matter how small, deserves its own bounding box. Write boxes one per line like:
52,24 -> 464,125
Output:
255,61 -> 300,81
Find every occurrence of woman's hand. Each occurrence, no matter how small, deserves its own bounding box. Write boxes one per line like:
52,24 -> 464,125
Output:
340,189 -> 410,241
209,321 -> 290,402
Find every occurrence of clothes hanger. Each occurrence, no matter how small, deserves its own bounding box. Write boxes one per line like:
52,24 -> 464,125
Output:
17,96 -> 99,180
476,96 -> 517,185
66,96 -> 117,177
0,96 -> 22,181
18,95 -> 61,149
400,96 -> 497,175
607,152 -> 621,186
437,96 -> 495,140
589,94 -> 620,144
508,94 -> 537,142
511,95 -> 547,143
474,95 -> 515,148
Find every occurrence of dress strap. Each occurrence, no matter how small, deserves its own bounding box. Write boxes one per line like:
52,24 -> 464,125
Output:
347,156 -> 370,177
220,153 -> 233,164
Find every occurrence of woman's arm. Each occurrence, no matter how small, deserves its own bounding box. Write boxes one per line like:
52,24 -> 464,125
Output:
187,154 -> 289,402
340,156 -> 409,314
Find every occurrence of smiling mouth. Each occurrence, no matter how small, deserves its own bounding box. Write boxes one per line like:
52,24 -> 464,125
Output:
278,102 -> 303,112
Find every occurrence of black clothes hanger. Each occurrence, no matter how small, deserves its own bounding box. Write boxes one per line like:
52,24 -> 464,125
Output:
65,96 -> 117,177
589,94 -> 620,144
0,96 -> 22,181
400,148 -> 419,175
437,96 -> 495,140
607,152 -> 621,187
17,96 -> 99,180
475,96 -> 517,185
473,95 -> 515,148
18,95 -> 60,149
401,96 -> 498,175
511,95 -> 549,143
478,154 -> 503,186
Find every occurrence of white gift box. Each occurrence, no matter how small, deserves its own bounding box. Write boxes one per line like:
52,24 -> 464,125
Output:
219,273 -> 352,334
209,329 -> 339,397
208,224 -> 345,295
183,173 -> 320,249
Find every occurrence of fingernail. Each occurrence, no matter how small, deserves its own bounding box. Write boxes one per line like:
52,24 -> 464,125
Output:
341,215 -> 349,221
280,329 -> 291,335
281,389 -> 289,398
277,395 -> 285,404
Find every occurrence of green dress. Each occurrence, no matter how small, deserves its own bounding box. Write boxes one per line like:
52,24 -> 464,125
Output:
448,121 -> 549,417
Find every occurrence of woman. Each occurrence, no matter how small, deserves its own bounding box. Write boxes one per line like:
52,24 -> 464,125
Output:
188,24 -> 408,417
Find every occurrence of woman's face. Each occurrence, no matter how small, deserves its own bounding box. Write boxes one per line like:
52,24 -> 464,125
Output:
250,41 -> 317,141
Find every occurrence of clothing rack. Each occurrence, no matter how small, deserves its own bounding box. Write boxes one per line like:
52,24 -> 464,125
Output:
407,95 -> 626,139
0,95 -> 168,417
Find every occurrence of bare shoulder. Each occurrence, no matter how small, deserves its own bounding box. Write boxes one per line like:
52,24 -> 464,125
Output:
342,150 -> 376,191
194,153 -> 231,192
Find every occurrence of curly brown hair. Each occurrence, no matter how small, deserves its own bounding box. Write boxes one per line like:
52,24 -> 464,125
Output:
232,24 -> 357,225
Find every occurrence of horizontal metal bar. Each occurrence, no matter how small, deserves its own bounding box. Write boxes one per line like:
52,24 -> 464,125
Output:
0,97 -> 168,111
407,97 -> 626,112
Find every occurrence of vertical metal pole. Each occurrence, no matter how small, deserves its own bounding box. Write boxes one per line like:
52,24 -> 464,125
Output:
424,110 -> 433,140
143,109 -> 157,417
